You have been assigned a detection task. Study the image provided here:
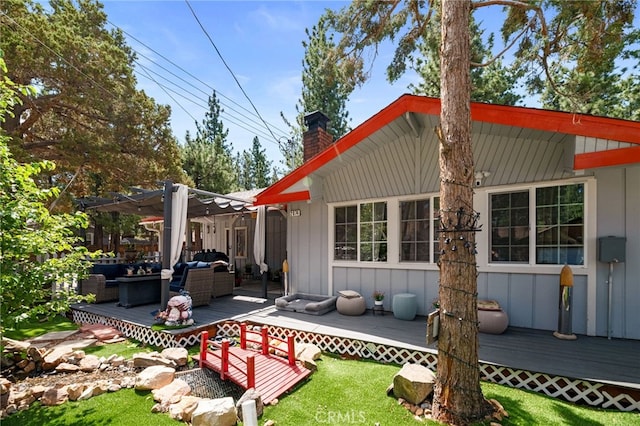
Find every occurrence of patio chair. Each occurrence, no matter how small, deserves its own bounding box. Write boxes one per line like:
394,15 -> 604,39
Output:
169,265 -> 214,307
79,274 -> 119,303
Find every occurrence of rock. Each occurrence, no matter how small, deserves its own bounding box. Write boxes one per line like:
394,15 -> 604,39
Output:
236,388 -> 263,422
41,385 -> 69,406
27,346 -> 43,363
42,347 -> 74,370
2,337 -> 31,352
79,323 -> 122,341
55,362 -> 80,373
192,397 -> 237,426
79,354 -> 101,372
67,383 -> 85,401
135,365 -> 175,390
169,395 -> 202,422
133,352 -> 176,368
392,363 -> 436,405
296,342 -> 321,361
160,347 -> 188,367
152,378 -> 191,406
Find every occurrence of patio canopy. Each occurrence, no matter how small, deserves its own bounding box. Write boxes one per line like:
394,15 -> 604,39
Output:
77,185 -> 253,218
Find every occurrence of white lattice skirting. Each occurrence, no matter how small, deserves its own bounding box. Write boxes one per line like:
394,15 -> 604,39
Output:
72,311 -> 639,412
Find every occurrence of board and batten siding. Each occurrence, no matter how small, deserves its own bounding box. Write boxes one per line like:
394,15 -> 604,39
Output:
285,116 -> 639,338
594,165 -> 640,340
322,122 -> 576,203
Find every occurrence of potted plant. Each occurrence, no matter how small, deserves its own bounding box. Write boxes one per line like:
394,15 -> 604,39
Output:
373,291 -> 385,305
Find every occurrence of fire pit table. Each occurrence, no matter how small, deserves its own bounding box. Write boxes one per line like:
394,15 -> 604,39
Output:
116,273 -> 162,308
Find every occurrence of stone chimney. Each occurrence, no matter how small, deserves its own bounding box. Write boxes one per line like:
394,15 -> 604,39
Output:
303,111 -> 332,162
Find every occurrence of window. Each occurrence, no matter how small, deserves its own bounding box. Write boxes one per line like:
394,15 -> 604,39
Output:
234,227 -> 247,258
335,205 -> 357,260
400,199 -> 431,261
536,184 -> 584,265
490,191 -> 529,262
334,202 -> 387,262
489,183 -> 584,265
360,202 -> 387,262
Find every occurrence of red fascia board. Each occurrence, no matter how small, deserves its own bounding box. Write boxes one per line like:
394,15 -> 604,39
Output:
257,94 -> 423,203
258,94 -> 640,201
254,190 -> 311,206
470,102 -> 640,145
574,146 -> 640,170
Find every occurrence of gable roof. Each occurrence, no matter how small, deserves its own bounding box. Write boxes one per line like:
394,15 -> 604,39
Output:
255,94 -> 640,206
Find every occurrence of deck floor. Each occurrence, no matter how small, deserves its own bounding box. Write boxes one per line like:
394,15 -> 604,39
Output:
72,281 -> 640,391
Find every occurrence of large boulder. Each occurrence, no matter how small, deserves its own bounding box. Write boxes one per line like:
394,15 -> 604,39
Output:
169,395 -> 203,422
160,347 -> 188,367
152,378 -> 191,406
236,388 -> 263,422
392,363 -> 436,405
192,397 -> 237,426
135,365 -> 175,390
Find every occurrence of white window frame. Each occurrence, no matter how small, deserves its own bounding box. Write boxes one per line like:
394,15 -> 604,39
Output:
482,177 -> 594,270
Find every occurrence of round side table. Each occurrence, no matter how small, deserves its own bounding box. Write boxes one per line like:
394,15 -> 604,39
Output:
392,293 -> 417,320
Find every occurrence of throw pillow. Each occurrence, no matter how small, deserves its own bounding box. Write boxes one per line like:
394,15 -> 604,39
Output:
338,290 -> 361,299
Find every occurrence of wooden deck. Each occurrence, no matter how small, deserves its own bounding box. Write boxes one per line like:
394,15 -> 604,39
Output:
71,281 -> 640,398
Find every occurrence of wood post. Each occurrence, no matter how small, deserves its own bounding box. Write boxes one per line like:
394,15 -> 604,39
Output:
199,331 -> 208,369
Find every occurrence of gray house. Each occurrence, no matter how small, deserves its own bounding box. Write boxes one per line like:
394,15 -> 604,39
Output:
256,95 -> 640,340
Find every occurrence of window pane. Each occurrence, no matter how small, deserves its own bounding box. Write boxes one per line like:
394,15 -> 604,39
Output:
360,203 -> 372,222
535,184 -> 584,265
346,205 -> 357,222
374,243 -> 387,261
335,205 -> 357,260
358,201 -> 387,262
490,191 -> 530,263
360,244 -> 372,261
374,202 -> 387,221
400,198 -> 430,262
360,223 -> 372,242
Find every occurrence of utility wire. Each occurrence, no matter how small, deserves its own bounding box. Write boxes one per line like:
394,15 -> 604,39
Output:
184,0 -> 286,149
110,19 -> 290,139
134,64 -> 282,140
1,12 -> 118,103
136,64 -> 198,122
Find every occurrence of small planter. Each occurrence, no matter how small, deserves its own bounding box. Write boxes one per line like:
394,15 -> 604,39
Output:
374,300 -> 384,306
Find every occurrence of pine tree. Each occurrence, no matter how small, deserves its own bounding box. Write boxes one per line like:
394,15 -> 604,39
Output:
181,92 -> 238,193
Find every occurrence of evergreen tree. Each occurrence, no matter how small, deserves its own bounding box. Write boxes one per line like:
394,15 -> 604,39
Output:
181,92 -> 238,193
0,0 -> 185,206
410,14 -> 523,105
237,136 -> 273,190
281,16 -> 353,171
324,1 -> 637,423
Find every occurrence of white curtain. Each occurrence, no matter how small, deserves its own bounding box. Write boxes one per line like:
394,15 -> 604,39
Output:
161,184 -> 189,280
253,205 -> 268,274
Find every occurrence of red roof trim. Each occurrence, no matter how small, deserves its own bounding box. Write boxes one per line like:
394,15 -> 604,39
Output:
255,94 -> 640,205
575,146 -> 640,170
254,190 -> 311,206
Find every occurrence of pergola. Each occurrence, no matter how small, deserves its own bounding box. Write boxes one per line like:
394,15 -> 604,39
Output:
78,181 -> 255,308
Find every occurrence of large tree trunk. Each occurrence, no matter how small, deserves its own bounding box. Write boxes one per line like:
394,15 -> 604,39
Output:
432,0 -> 492,424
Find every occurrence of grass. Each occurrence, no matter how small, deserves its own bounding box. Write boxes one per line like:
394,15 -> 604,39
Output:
3,315 -> 639,425
2,315 -> 78,341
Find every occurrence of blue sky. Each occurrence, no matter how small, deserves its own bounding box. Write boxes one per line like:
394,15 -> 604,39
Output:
102,0 -> 416,167
101,1 -> 639,168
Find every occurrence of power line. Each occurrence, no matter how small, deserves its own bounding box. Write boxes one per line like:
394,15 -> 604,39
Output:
109,19 -> 290,140
134,67 -> 283,142
184,0 -> 286,149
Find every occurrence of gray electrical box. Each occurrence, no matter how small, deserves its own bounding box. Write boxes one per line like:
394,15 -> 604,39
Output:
598,237 -> 626,263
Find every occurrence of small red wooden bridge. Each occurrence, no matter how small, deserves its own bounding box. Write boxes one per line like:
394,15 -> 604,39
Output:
195,323 -> 312,404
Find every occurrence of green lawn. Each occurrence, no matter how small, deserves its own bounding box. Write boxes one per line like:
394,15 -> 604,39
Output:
3,315 -> 639,425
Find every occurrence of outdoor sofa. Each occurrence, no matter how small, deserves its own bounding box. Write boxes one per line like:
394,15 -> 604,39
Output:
79,262 -> 162,303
